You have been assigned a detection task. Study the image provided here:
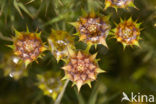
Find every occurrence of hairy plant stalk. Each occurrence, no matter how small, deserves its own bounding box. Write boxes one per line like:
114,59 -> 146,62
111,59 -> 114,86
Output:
54,79 -> 69,104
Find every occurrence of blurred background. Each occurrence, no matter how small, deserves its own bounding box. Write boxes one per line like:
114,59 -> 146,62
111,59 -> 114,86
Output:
0,0 -> 156,104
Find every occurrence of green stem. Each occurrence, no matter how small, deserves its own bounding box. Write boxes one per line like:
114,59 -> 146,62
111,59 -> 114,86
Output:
54,79 -> 69,104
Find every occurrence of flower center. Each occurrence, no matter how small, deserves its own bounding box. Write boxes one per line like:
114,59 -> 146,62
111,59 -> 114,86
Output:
25,40 -> 35,52
56,40 -> 67,51
88,24 -> 97,33
77,64 -> 85,71
122,27 -> 132,38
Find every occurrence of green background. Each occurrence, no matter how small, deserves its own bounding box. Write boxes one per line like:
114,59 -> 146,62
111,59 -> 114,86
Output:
0,0 -> 156,104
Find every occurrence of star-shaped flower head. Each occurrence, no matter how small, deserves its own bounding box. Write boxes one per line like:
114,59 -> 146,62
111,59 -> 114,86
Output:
112,18 -> 142,49
48,29 -> 75,62
104,0 -> 136,11
8,27 -> 47,67
70,12 -> 111,49
62,48 -> 105,92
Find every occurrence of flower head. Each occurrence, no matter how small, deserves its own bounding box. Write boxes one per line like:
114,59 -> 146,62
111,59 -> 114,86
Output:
0,54 -> 27,80
113,18 -> 141,48
71,12 -> 111,49
105,0 -> 136,10
62,49 -> 105,92
37,71 -> 64,100
9,28 -> 46,67
48,30 -> 74,62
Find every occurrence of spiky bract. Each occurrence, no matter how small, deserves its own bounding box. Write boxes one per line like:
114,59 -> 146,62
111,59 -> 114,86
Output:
113,18 -> 141,48
105,0 -> 136,10
10,28 -> 46,67
62,49 -> 105,92
37,71 -> 64,100
71,12 -> 111,49
48,30 -> 75,62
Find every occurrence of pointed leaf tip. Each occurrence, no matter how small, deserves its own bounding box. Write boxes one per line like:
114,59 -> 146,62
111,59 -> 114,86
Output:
14,29 -> 21,36
69,22 -> 79,27
76,80 -> 83,92
62,75 -> 68,80
7,45 -> 14,49
122,43 -> 127,50
77,51 -> 83,59
99,38 -> 108,48
133,40 -> 140,48
72,83 -> 76,87
26,25 -> 29,33
67,46 -> 75,57
62,65 -> 71,71
89,53 -> 97,61
87,82 -> 92,88
24,59 -> 31,68
96,68 -> 106,73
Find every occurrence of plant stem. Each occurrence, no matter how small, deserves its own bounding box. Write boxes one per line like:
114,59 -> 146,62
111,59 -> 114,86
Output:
54,79 -> 69,104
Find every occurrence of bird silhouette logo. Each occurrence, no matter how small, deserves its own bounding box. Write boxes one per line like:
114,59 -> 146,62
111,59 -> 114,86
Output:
121,92 -> 131,102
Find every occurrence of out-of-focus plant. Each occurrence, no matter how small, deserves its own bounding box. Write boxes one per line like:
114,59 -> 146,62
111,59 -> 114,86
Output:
0,0 -> 33,20
104,0 -> 137,11
48,30 -> 75,62
0,54 -> 27,80
37,71 -> 64,100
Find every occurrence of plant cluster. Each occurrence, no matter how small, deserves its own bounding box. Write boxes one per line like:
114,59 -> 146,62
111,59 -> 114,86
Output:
8,0 -> 142,92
